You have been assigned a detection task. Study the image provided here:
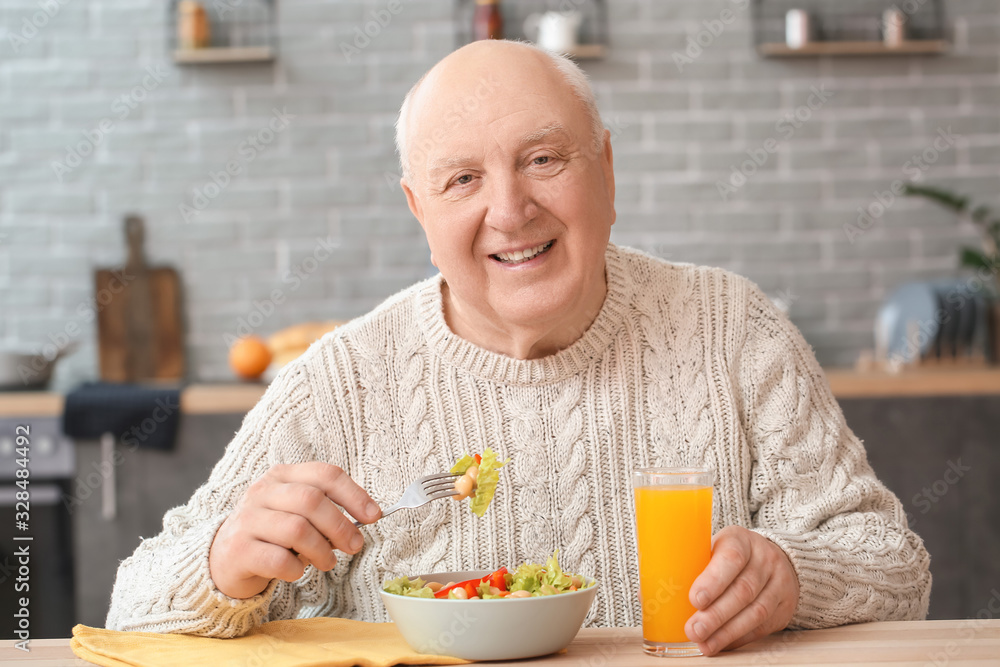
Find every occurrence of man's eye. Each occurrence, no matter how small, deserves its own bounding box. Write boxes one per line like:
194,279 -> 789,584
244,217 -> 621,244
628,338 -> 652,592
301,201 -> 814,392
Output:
533,156 -> 550,165
455,174 -> 473,185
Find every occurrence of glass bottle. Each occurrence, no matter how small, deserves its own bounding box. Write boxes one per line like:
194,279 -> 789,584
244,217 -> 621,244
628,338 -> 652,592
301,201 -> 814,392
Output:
177,0 -> 211,49
473,0 -> 503,41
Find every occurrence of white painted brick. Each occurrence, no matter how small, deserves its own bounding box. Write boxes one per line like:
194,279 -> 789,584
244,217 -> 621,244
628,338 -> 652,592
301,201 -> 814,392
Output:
288,122 -> 369,148
1,0 -> 999,375
285,62 -> 368,85
650,56 -> 731,81
5,191 -> 93,214
288,182 -> 369,207
653,118 -> 732,142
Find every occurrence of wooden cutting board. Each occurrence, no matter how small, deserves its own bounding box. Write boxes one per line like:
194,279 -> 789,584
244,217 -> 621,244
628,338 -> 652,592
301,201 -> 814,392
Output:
95,216 -> 184,382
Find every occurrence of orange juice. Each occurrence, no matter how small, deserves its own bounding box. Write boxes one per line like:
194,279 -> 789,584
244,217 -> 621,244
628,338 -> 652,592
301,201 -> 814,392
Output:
634,484 -> 713,644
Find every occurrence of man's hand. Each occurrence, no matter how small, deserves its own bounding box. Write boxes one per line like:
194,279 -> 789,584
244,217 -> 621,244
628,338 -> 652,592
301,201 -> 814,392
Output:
209,463 -> 382,599
684,526 -> 799,656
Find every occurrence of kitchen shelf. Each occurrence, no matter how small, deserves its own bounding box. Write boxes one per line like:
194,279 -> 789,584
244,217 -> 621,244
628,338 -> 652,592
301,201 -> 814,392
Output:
454,0 -> 608,59
758,39 -> 948,57
6,369 -> 1000,418
172,46 -> 275,64
168,0 -> 276,64
564,43 -> 606,60
751,0 -> 948,58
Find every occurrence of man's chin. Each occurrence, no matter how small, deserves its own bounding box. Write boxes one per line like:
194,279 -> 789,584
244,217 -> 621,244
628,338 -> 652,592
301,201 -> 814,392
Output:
490,298 -> 587,341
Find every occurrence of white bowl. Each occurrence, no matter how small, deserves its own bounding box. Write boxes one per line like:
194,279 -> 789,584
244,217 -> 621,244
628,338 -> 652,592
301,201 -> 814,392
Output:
379,569 -> 599,661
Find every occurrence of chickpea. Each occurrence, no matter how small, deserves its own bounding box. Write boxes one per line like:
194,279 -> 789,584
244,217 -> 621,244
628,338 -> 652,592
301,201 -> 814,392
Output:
571,575 -> 582,588
467,465 -> 479,482
453,474 -> 474,500
510,590 -> 531,598
489,586 -> 501,596
427,581 -> 443,592
443,581 -> 456,588
452,587 -> 468,600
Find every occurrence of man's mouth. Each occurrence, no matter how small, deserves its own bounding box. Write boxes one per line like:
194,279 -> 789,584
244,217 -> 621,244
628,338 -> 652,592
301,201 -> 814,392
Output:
490,240 -> 554,265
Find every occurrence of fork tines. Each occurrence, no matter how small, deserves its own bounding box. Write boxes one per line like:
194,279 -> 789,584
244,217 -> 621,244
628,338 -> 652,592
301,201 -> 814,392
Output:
423,472 -> 461,496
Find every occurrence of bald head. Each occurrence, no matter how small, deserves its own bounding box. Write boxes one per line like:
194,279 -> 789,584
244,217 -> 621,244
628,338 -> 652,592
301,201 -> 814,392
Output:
395,40 -> 603,183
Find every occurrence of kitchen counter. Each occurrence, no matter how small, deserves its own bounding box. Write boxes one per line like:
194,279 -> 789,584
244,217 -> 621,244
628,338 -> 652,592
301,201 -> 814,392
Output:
0,383 -> 268,418
3,367 -> 1000,417
2,620 -> 998,665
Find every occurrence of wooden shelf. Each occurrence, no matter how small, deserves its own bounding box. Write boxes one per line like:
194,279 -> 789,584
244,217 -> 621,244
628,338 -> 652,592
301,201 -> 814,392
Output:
566,44 -> 606,60
172,46 -> 275,64
758,39 -> 948,57
4,368 -> 1000,418
0,383 -> 266,418
825,367 -> 1000,399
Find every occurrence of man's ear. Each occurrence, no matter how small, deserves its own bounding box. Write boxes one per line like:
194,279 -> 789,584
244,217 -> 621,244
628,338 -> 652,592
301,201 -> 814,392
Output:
401,178 -> 437,267
601,129 -> 616,226
402,178 -> 424,228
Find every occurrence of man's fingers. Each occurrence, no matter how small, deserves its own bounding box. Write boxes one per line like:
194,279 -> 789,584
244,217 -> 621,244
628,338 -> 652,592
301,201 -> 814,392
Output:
248,540 -> 309,583
695,577 -> 785,656
686,560 -> 771,646
724,589 -> 797,652
262,482 -> 365,556
268,462 -> 382,524
249,509 -> 340,571
724,624 -> 771,652
689,526 -> 752,609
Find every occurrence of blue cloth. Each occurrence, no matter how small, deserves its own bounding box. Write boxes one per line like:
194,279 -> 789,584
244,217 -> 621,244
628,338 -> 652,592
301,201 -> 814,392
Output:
61,382 -> 181,451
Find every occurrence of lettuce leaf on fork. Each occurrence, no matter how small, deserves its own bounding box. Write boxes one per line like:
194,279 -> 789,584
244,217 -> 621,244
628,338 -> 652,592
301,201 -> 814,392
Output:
450,447 -> 509,517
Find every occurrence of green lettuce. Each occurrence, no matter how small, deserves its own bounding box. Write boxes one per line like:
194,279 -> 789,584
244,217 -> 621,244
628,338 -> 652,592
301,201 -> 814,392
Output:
468,448 -> 508,517
450,454 -> 476,475
383,552 -> 591,600
509,561 -> 544,594
382,576 -> 433,598
475,580 -> 505,599
449,448 -> 509,518
509,551 -> 590,596
541,550 -> 574,590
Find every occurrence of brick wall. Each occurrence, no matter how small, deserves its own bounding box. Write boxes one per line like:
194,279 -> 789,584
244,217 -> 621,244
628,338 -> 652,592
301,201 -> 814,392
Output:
1,0 -> 998,382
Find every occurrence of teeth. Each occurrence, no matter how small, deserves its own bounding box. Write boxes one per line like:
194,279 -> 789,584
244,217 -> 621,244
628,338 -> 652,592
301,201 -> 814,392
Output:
495,242 -> 551,263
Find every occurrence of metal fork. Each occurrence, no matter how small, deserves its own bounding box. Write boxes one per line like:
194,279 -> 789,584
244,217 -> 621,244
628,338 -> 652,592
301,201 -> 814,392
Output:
353,472 -> 460,527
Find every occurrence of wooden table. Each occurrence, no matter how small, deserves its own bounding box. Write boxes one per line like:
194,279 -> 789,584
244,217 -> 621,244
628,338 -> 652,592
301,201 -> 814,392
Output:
1,621 -> 998,666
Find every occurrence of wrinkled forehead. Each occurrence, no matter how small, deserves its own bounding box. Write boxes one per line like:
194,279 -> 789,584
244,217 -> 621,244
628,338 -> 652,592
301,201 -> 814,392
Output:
406,58 -> 590,176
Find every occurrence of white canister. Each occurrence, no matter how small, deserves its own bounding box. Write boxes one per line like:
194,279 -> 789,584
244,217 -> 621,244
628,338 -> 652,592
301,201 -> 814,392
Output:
883,8 -> 907,46
524,11 -> 583,53
785,9 -> 812,49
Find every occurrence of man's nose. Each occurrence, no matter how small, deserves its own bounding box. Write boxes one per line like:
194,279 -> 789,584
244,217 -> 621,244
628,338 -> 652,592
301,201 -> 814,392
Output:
484,173 -> 538,231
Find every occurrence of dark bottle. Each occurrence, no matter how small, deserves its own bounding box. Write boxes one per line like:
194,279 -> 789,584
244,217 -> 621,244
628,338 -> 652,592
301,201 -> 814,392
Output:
473,0 -> 503,40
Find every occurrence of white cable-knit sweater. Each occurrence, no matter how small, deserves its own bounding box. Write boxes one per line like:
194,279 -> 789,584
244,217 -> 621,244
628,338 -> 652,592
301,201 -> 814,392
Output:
106,244 -> 932,638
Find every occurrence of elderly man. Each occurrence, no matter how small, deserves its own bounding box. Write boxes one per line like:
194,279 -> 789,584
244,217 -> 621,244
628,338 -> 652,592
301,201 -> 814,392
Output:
107,40 -> 931,655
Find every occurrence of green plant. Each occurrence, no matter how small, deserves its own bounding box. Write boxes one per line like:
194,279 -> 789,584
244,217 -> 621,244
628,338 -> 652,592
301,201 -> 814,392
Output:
902,183 -> 1000,282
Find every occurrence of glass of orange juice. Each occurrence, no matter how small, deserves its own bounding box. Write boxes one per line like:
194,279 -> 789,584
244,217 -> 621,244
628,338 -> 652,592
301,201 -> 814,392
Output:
632,467 -> 714,657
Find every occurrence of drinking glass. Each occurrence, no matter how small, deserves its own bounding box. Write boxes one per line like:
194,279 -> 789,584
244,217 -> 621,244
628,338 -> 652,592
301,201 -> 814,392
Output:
632,467 -> 714,657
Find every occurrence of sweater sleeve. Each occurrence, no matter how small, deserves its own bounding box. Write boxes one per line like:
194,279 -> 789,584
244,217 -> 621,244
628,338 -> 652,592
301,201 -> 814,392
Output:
105,360 -> 332,637
736,283 -> 932,629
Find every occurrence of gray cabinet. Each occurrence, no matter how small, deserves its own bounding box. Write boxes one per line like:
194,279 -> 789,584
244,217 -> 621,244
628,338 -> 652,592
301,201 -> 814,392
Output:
840,396 -> 1000,621
72,413 -> 241,628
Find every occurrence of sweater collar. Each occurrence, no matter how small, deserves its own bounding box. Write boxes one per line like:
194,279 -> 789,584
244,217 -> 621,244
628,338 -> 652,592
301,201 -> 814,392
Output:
417,243 -> 630,385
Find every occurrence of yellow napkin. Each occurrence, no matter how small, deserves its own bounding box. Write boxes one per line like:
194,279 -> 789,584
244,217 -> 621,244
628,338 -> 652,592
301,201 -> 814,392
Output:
71,618 -> 472,667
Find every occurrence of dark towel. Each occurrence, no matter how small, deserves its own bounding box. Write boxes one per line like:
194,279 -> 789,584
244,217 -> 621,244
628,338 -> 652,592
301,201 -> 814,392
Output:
61,382 -> 181,451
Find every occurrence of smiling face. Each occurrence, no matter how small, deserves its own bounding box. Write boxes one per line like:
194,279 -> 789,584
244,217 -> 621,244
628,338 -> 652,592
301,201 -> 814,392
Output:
401,42 -> 616,359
